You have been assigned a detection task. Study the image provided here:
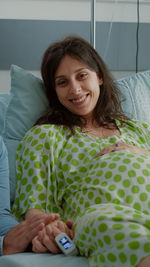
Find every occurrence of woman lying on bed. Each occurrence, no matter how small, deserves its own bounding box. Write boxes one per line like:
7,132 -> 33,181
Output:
12,36 -> 150,267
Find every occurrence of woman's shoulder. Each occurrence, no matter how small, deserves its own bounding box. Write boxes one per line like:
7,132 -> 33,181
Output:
125,119 -> 150,130
117,118 -> 149,128
25,124 -> 65,134
22,124 -> 71,143
118,119 -> 150,138
16,124 -> 70,155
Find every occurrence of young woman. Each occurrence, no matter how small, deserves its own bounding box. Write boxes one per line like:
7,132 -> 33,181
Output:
12,36 -> 150,267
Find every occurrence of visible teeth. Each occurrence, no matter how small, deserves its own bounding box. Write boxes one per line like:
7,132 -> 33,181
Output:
72,95 -> 86,103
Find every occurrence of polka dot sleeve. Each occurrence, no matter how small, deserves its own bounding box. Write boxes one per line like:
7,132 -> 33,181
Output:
12,125 -> 64,220
126,120 -> 150,150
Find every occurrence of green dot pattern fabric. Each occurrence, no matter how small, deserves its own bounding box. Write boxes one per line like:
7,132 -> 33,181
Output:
12,119 -> 150,267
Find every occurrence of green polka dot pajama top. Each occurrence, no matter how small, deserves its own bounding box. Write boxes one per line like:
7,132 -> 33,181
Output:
12,119 -> 150,267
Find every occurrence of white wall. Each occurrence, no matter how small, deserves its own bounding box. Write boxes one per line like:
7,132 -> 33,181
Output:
0,0 -> 150,22
0,0 -> 150,92
0,70 -> 41,93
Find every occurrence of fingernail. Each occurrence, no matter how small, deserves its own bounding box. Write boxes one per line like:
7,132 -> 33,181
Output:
111,150 -> 115,152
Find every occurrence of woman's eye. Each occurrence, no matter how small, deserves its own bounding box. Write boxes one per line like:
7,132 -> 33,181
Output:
56,80 -> 67,87
79,73 -> 88,79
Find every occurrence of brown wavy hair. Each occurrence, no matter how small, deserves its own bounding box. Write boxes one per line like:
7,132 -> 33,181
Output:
37,35 -> 128,130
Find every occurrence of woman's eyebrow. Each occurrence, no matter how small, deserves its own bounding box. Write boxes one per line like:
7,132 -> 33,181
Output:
55,68 -> 87,80
55,75 -> 65,80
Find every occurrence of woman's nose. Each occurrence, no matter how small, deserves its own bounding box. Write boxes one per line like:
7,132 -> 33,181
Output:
70,80 -> 81,94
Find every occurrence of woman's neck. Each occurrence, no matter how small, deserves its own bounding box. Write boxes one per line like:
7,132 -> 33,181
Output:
82,120 -> 121,139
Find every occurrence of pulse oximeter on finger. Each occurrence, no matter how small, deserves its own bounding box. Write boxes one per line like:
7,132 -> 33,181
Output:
55,232 -> 78,256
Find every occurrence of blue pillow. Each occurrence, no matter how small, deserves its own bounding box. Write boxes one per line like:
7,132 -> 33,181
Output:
6,65 -> 49,140
2,65 -> 49,202
0,93 -> 10,135
116,70 -> 150,124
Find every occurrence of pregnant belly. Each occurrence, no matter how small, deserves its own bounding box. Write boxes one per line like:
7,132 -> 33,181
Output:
63,150 -> 150,219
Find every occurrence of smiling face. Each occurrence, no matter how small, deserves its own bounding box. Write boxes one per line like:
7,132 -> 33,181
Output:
55,55 -> 103,120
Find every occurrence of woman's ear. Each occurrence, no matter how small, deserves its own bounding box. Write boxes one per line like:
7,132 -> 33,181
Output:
99,78 -> 103,86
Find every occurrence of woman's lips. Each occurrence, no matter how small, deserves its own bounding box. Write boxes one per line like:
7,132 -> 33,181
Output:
70,94 -> 89,104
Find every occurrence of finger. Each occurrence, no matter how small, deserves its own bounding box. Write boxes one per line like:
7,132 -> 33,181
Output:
45,239 -> 60,254
98,145 -> 116,155
69,229 -> 75,239
56,221 -> 72,238
28,214 -> 59,236
53,226 -> 62,237
32,244 -> 47,253
94,148 -> 111,158
26,222 -> 46,242
45,223 -> 61,239
65,219 -> 73,229
27,213 -> 59,228
41,229 -> 61,254
32,236 -> 47,253
53,221 -> 74,239
40,225 -> 58,250
45,224 -> 53,237
96,143 -> 124,156
38,228 -> 46,241
44,214 -> 60,225
56,221 -> 67,232
116,142 -> 125,145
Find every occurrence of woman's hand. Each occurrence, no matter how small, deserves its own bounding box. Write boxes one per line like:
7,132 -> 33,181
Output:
32,219 -> 74,254
94,142 -> 150,158
25,208 -> 60,221
3,213 -> 59,255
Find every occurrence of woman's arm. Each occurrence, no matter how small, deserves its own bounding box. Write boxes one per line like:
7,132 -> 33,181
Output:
94,142 -> 150,158
12,125 -> 63,220
0,137 -> 60,255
